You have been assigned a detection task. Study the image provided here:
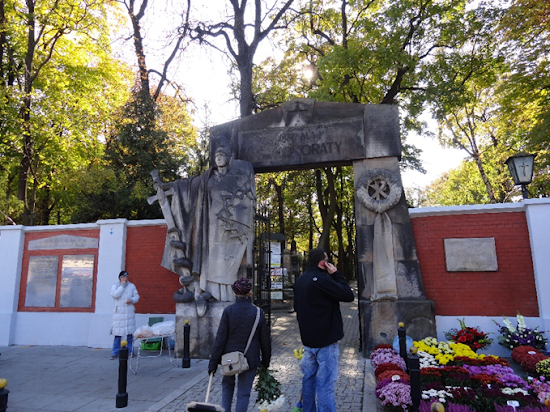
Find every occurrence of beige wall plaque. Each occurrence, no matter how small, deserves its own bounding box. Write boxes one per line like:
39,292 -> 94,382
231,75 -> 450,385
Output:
28,234 -> 98,250
444,238 -> 498,272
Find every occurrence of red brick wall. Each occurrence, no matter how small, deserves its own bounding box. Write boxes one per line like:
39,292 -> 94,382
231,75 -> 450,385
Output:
411,212 -> 538,317
125,225 -> 180,314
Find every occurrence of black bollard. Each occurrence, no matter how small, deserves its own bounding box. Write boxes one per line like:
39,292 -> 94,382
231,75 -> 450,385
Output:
409,347 -> 421,412
116,344 -> 129,408
0,379 -> 9,412
398,321 -> 408,371
182,320 -> 191,368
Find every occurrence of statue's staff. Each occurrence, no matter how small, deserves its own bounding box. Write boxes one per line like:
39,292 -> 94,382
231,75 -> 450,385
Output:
148,170 -> 193,281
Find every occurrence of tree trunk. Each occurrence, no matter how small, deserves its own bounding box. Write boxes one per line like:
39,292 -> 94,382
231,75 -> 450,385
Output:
316,168 -> 338,252
128,0 -> 151,100
18,1 -> 37,221
473,153 -> 497,204
274,180 -> 285,236
238,60 -> 254,117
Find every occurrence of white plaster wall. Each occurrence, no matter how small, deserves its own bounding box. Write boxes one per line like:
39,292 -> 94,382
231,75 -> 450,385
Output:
1,220 -> 178,349
13,312 -> 93,346
408,202 -> 524,217
87,219 -> 128,348
524,198 -> 550,350
0,226 -> 25,346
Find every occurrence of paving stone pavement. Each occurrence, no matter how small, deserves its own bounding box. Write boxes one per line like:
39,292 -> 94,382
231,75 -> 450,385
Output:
0,282 -> 381,412
159,284 -> 373,412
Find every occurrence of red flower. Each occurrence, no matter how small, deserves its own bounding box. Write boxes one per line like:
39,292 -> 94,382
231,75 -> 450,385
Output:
459,335 -> 468,343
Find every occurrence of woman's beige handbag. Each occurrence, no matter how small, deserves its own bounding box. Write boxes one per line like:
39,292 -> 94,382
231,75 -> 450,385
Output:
220,307 -> 260,376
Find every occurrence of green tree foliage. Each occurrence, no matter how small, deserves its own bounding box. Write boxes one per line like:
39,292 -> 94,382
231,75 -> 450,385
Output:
256,166 -> 356,279
420,145 -> 516,206
421,0 -> 550,203
0,0 -> 132,225
497,0 -> 550,198
71,86 -> 197,222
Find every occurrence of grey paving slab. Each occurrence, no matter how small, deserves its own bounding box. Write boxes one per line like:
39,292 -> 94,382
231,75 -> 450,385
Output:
0,281 -> 381,411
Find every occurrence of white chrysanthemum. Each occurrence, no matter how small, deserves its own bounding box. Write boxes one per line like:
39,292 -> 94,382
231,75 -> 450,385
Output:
257,396 -> 286,411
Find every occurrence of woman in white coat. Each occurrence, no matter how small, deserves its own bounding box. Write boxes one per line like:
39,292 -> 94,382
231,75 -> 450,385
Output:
110,271 -> 140,359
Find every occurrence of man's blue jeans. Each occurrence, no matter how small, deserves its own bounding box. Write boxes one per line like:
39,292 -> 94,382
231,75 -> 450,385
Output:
300,342 -> 339,412
221,367 -> 257,412
111,335 -> 133,357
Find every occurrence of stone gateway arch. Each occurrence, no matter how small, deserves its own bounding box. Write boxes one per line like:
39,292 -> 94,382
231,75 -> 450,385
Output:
209,99 -> 436,355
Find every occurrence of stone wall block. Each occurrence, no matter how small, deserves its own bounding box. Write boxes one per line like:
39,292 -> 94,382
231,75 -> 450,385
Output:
395,260 -> 425,299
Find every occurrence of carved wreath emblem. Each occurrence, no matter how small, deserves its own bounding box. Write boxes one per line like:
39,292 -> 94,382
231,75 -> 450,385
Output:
356,169 -> 402,213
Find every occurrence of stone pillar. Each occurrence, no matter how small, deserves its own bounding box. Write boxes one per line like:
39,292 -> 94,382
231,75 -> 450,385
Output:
353,158 -> 436,355
176,301 -> 232,359
524,198 -> 550,346
89,219 -> 128,348
0,226 -> 25,346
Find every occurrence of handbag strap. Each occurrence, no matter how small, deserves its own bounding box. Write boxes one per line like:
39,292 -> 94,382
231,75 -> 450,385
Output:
243,307 -> 260,355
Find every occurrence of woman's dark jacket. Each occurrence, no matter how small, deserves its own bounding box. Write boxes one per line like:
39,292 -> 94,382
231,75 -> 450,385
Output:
293,265 -> 354,348
209,296 -> 271,372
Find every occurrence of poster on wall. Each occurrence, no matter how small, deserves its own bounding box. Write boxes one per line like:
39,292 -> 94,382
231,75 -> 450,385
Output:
270,268 -> 283,289
270,241 -> 281,267
25,255 -> 59,307
60,255 -> 94,308
270,291 -> 283,300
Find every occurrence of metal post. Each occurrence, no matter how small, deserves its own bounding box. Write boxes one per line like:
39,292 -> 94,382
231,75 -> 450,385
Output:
521,184 -> 529,199
182,320 -> 191,368
409,347 -> 421,412
398,322 -> 407,359
116,344 -> 129,408
0,379 -> 9,412
398,321 -> 408,371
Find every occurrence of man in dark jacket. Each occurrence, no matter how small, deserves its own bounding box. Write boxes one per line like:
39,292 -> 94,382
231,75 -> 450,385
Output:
294,248 -> 355,412
208,278 -> 271,412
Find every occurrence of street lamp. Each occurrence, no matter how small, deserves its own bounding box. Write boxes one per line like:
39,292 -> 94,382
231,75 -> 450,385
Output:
505,152 -> 536,199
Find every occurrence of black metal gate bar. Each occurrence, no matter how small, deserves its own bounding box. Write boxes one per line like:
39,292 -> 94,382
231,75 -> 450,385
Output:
253,208 -> 271,327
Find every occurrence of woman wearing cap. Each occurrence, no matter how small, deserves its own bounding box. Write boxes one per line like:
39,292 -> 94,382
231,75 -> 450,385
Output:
110,271 -> 140,359
208,278 -> 271,412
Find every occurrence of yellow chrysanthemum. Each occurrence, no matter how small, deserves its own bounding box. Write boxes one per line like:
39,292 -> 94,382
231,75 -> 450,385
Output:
293,347 -> 304,360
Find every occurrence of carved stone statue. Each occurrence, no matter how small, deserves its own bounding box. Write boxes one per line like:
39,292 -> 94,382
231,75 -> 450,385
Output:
356,169 -> 402,301
149,146 -> 256,312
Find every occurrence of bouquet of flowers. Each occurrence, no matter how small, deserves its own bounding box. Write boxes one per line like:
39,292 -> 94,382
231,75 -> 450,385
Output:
444,318 -> 493,352
255,366 -> 285,412
536,359 -> 550,379
493,312 -> 548,351
512,345 -> 549,373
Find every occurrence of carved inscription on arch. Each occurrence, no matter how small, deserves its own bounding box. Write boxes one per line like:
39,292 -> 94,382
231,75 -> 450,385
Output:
237,119 -> 365,170
299,141 -> 342,155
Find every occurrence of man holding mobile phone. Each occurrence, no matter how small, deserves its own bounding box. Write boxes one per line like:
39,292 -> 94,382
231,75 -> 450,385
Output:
293,248 -> 355,412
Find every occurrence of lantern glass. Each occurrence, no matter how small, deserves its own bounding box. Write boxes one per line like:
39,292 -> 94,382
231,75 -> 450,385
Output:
505,153 -> 535,185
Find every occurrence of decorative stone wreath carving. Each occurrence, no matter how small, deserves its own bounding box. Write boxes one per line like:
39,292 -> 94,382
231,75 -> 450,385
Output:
356,169 -> 403,213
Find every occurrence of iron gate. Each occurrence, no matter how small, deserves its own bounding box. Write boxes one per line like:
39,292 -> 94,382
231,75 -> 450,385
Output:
252,208 -> 271,326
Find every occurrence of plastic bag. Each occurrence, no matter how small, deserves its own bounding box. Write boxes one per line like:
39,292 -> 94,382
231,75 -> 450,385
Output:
150,320 -> 175,336
134,325 -> 155,338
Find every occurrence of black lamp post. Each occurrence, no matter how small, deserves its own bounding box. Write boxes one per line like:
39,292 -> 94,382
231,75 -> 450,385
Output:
505,152 -> 536,199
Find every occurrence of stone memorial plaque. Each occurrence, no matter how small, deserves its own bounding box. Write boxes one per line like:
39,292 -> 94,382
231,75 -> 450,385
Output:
29,234 -> 98,251
25,256 -> 59,307
60,255 -> 94,308
444,238 -> 498,272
